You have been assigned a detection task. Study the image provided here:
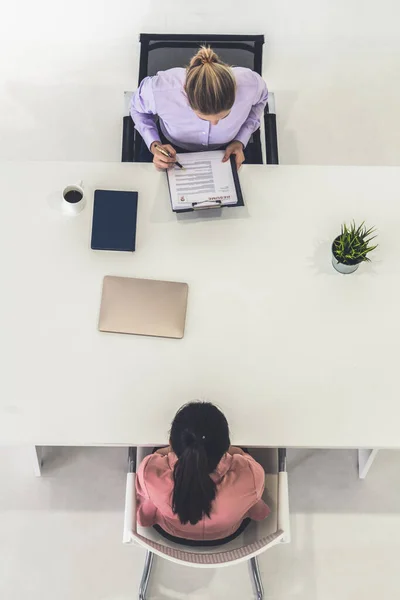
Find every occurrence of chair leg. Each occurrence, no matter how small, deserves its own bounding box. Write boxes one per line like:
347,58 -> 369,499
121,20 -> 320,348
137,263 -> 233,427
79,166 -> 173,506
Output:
249,556 -> 264,600
139,551 -> 154,600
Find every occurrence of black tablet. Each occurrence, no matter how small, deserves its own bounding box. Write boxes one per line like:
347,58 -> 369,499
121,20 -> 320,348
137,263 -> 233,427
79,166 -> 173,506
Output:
91,190 -> 138,252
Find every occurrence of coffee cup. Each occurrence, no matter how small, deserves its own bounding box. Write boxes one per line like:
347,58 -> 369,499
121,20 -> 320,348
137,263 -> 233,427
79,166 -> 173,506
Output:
62,182 -> 86,215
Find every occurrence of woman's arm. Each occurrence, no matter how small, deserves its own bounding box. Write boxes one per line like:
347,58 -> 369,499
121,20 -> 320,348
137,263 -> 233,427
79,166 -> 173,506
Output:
130,77 -> 177,169
234,73 -> 269,149
130,77 -> 161,150
246,457 -> 271,520
136,455 -> 158,527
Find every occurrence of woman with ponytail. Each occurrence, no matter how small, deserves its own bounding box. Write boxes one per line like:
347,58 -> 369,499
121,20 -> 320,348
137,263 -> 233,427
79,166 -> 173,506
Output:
130,46 -> 268,170
136,402 -> 270,545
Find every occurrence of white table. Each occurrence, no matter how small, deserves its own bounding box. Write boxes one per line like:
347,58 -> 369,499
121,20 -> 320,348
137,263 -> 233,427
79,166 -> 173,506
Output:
1,162 -> 399,477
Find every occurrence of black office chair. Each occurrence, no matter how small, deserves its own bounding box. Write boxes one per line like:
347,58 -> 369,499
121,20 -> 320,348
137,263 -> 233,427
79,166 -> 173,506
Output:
122,33 -> 278,165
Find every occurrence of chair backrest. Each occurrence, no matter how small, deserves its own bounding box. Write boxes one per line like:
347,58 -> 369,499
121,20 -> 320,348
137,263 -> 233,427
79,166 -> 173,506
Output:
132,526 -> 284,568
138,34 -> 265,84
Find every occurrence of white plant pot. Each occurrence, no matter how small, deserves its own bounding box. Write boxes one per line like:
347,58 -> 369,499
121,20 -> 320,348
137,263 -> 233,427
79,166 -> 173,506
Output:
331,254 -> 360,274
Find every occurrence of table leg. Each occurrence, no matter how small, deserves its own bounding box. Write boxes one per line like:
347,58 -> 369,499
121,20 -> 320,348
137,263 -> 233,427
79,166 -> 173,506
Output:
30,446 -> 42,477
358,449 -> 379,479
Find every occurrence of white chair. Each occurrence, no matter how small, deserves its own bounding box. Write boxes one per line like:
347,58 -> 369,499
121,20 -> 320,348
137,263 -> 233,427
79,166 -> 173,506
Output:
123,447 -> 290,600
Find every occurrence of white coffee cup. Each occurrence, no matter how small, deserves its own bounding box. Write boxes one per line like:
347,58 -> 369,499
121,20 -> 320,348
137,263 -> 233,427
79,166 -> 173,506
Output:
62,182 -> 86,215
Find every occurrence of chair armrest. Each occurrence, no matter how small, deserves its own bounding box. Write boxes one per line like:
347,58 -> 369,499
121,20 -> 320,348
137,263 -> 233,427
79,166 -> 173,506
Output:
277,448 -> 290,542
278,448 -> 287,472
128,446 -> 137,473
266,92 -> 276,114
123,472 -> 137,543
123,447 -> 138,543
121,116 -> 135,162
264,111 -> 279,165
124,91 -> 133,116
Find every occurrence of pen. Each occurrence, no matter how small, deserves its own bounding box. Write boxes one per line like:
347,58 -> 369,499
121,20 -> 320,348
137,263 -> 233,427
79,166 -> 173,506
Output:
154,144 -> 184,169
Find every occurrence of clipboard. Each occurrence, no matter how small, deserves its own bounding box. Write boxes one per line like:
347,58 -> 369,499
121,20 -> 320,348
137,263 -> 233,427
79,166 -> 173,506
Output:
166,153 -> 244,213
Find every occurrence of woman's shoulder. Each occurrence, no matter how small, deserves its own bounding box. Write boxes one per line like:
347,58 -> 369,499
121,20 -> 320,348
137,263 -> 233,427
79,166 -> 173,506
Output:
148,67 -> 186,91
213,452 -> 262,477
138,451 -> 177,481
226,452 -> 265,480
222,454 -> 265,498
137,453 -> 176,503
232,67 -> 265,88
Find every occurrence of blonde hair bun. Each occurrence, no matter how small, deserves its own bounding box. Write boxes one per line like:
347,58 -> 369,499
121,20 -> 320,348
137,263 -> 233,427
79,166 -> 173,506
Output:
190,46 -> 219,67
186,46 -> 236,115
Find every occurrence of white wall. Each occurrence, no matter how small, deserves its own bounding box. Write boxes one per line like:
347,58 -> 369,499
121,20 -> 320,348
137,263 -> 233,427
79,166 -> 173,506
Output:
0,0 -> 399,164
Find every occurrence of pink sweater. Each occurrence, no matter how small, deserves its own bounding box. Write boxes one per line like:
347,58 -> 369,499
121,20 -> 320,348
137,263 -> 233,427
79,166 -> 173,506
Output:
136,451 -> 270,541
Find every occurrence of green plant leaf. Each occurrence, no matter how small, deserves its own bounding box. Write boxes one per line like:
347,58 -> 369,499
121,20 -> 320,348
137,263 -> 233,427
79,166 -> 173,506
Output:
334,220 -> 378,264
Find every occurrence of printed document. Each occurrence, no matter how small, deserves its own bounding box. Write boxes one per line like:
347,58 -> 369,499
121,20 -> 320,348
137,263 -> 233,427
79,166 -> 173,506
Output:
167,150 -> 239,210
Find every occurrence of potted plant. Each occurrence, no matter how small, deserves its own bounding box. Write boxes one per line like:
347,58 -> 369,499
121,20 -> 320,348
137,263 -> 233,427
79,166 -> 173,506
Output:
332,221 -> 378,274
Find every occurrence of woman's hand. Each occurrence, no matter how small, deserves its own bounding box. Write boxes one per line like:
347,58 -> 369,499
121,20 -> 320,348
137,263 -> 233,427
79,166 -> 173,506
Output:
155,446 -> 172,456
150,141 -> 177,170
227,446 -> 246,456
222,141 -> 245,170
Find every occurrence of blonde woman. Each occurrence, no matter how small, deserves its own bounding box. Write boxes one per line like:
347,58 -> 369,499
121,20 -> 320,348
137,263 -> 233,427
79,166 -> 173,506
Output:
130,46 -> 268,169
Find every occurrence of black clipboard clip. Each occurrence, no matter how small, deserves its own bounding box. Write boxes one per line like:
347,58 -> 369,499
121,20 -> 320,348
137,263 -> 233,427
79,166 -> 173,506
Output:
192,200 -> 222,211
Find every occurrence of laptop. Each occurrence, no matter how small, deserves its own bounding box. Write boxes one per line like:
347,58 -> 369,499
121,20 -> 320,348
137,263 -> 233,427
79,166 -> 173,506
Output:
98,276 -> 189,339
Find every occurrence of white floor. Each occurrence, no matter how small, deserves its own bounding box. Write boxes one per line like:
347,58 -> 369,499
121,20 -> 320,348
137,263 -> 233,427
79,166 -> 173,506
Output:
1,447 -> 400,599
2,0 -> 400,597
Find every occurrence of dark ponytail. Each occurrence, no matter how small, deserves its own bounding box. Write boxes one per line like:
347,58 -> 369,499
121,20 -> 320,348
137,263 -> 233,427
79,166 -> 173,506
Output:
170,402 -> 230,525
